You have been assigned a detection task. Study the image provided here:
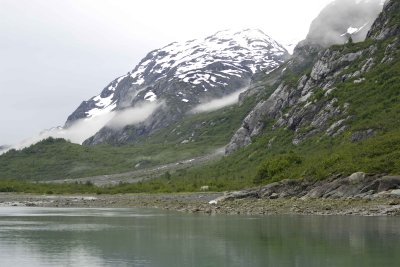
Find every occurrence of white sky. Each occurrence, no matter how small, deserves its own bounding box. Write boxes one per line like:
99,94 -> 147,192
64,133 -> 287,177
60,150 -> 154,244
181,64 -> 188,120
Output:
0,0 -> 334,145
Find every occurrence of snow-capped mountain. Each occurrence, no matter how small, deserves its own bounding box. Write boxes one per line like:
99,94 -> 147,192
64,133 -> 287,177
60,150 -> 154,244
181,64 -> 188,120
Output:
305,0 -> 385,47
66,29 -> 289,145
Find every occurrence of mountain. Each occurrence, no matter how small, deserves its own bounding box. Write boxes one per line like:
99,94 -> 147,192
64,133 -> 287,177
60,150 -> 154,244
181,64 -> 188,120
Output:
220,0 -> 400,182
66,29 -> 289,145
1,0 -> 399,190
304,0 -> 385,47
367,0 -> 400,40
226,0 -> 386,154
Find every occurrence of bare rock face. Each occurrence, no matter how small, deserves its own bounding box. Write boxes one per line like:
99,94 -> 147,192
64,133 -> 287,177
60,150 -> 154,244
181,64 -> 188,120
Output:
350,129 -> 375,142
210,173 -> 400,203
225,128 -> 252,155
226,44 -> 377,154
225,84 -> 291,154
367,0 -> 400,41
348,172 -> 367,184
377,176 -> 400,192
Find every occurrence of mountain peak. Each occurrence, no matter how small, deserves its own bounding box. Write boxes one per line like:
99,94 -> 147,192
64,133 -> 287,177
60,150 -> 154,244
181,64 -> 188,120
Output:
126,28 -> 287,88
65,29 -> 289,145
210,28 -> 271,40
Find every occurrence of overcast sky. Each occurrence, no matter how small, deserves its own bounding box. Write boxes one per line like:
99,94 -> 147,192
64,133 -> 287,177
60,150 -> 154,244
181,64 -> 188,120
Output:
0,0 -> 334,145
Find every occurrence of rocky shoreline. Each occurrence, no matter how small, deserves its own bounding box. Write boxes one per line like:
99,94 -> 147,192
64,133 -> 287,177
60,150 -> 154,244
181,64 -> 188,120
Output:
211,173 -> 400,202
1,172 -> 400,216
0,192 -> 400,217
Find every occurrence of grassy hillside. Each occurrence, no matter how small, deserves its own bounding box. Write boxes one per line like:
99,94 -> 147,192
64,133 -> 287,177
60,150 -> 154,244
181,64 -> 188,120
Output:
151,37 -> 400,191
0,32 -> 399,194
0,97 -> 257,181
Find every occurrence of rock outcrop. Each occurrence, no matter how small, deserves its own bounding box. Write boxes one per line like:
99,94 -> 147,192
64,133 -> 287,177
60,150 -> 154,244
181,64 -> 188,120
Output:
226,0 -> 395,154
367,0 -> 400,41
226,44 -> 378,153
210,173 -> 400,203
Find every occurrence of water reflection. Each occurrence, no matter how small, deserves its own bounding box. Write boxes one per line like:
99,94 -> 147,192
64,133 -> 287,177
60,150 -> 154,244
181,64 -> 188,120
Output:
0,207 -> 399,267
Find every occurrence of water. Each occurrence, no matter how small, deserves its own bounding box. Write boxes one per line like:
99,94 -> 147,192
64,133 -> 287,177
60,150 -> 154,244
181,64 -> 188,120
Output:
0,207 -> 399,267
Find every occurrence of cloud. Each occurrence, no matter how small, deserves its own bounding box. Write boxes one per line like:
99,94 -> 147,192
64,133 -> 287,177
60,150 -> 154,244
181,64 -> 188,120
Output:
3,101 -> 161,153
52,114 -> 115,144
5,115 -> 111,152
306,0 -> 384,47
106,101 -> 162,129
1,0 -> 336,145
190,88 -> 247,114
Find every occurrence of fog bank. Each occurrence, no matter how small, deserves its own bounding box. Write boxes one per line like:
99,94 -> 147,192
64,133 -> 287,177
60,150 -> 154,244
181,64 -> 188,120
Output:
3,102 -> 161,153
191,88 -> 247,114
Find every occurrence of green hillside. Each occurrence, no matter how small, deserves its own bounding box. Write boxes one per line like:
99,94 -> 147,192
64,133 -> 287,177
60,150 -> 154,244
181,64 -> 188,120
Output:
150,37 -> 400,191
0,97 -> 257,181
1,1 -> 399,194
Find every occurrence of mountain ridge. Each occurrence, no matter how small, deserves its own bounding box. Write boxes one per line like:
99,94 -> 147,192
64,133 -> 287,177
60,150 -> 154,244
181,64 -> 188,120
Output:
0,0 -> 399,193
65,29 -> 289,145
225,0 -> 386,154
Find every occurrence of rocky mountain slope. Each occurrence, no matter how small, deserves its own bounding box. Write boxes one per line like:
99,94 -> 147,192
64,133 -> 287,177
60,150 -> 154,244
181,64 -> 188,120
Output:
156,0 -> 398,193
226,0 -> 387,154
65,29 -> 288,145
1,0 -> 399,190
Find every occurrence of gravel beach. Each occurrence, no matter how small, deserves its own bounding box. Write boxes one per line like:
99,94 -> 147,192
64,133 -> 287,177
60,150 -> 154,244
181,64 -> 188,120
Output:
1,192 -> 400,216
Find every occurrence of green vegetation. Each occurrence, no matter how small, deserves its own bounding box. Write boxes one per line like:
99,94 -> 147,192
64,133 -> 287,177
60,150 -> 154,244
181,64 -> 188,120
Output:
254,152 -> 303,184
0,179 -> 100,194
123,36 -> 400,192
0,97 -> 256,181
1,25 -> 400,194
1,127 -> 399,194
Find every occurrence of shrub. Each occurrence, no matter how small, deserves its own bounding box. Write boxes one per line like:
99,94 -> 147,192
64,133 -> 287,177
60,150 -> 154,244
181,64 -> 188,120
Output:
254,153 -> 303,184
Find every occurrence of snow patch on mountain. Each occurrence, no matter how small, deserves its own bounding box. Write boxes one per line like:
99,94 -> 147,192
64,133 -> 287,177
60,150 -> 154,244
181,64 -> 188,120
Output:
305,0 -> 384,47
64,29 -> 289,145
129,29 -> 286,86
144,91 -> 157,102
86,94 -> 116,118
74,29 -> 287,122
73,29 -> 288,123
341,23 -> 369,36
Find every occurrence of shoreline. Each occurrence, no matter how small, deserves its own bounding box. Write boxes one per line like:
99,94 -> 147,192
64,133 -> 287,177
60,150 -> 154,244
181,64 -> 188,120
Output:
1,192 -> 400,216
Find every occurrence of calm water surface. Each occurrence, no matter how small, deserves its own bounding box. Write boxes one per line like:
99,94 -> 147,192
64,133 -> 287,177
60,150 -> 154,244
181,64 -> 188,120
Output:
0,207 -> 399,267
